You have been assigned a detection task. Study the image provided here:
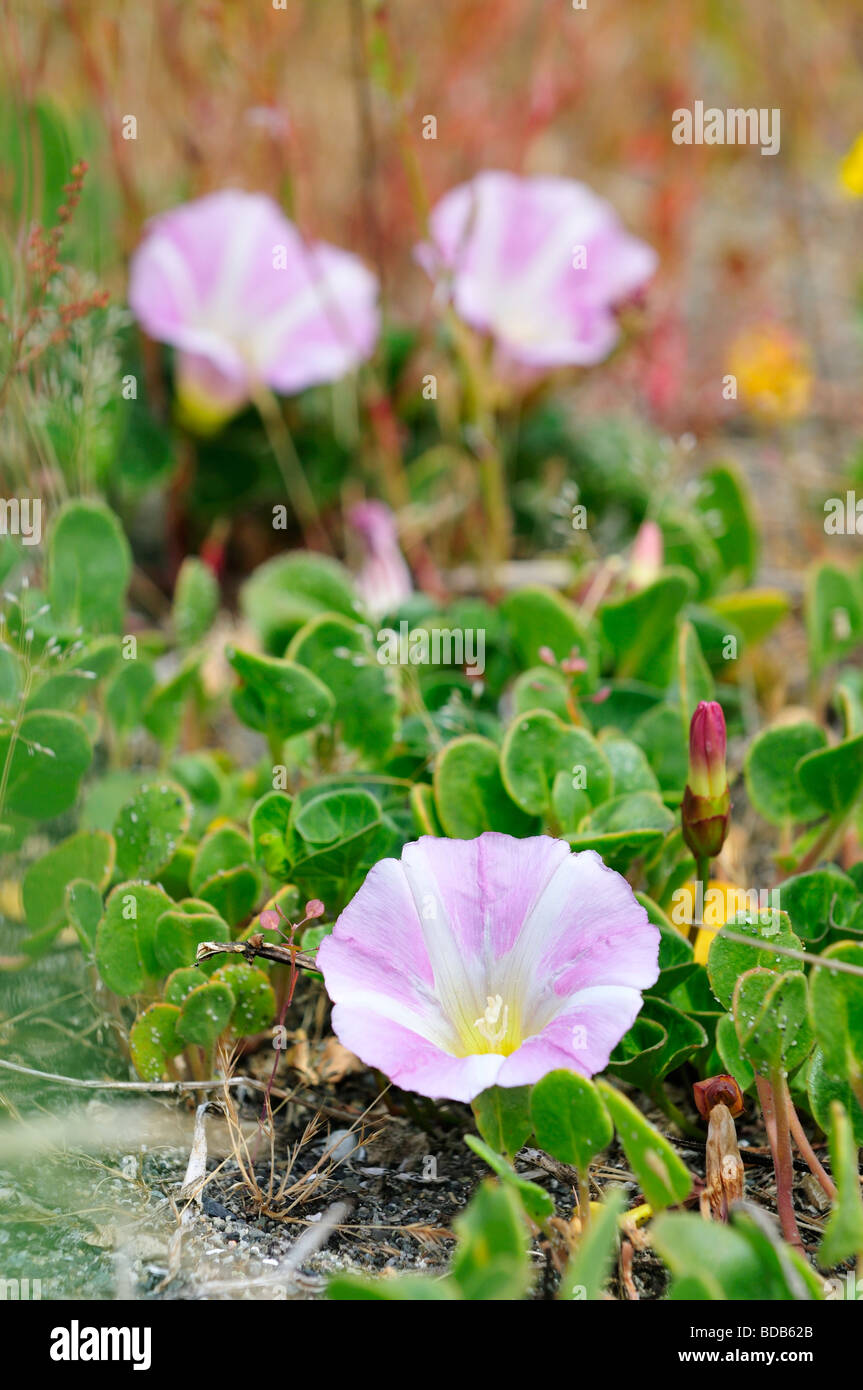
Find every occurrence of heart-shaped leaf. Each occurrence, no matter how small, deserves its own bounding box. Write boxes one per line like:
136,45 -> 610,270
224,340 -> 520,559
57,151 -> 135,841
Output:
732,968 -> 812,1076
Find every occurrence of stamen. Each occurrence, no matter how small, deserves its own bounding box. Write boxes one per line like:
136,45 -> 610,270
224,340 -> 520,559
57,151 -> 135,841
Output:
474,994 -> 509,1048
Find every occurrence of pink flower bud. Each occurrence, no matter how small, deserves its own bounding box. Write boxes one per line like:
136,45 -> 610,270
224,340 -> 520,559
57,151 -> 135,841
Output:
259,909 -> 281,933
688,701 -> 728,800
682,701 -> 731,861
628,519 -> 663,589
304,899 -> 325,920
538,645 -> 557,667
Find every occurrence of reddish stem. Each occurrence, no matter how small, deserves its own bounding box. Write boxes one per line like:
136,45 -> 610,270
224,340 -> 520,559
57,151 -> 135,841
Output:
757,1073 -> 803,1252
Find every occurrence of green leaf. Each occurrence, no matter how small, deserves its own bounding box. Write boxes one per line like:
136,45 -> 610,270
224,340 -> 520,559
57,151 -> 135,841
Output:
744,721 -> 828,826
287,613 -> 398,759
176,981 -> 235,1047
600,570 -> 695,682
450,1180 -> 532,1301
809,942 -> 863,1088
653,1205 -> 820,1301
631,703 -> 688,794
819,1102 -> 863,1268
195,866 -> 260,928
732,968 -> 813,1076
500,711 -> 612,817
95,882 -> 173,995
65,878 -> 104,952
113,780 -> 191,880
568,792 -> 673,870
600,735 -> 660,797
707,913 -> 803,1011
715,1012 -> 755,1092
129,1004 -> 182,1081
530,1070 -> 613,1172
249,791 -> 293,876
228,646 -> 335,744
615,997 -> 707,1090
464,1135 -> 554,1225
472,1085 -> 533,1159
673,620 -> 714,728
209,963 -> 276,1035
22,830 -> 113,933
558,1189 -> 625,1301
104,660 -> 155,738
410,783 -> 444,837
708,590 -> 790,648
502,586 -> 597,680
47,500 -> 131,635
806,563 -> 863,674
807,1048 -> 863,1148
796,734 -> 863,816
0,710 -> 91,817
241,551 -> 361,654
511,666 -> 572,720
155,909 -> 230,975
327,1274 -> 456,1301
780,868 -> 863,950
172,557 -> 219,646
433,736 -> 536,838
190,825 -> 254,893
142,656 -> 200,750
596,1081 -> 692,1211
164,967 -> 203,1007
694,463 -> 759,586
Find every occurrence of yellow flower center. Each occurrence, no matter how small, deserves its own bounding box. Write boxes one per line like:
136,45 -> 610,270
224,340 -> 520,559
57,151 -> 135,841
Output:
455,994 -> 523,1056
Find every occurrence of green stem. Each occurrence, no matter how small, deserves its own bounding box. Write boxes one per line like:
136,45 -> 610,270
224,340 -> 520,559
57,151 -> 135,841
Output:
577,1167 -> 591,1232
253,385 -> 330,552
687,854 -> 710,945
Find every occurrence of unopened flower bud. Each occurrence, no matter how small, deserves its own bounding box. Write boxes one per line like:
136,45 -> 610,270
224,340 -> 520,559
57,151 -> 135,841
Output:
682,700 -> 730,860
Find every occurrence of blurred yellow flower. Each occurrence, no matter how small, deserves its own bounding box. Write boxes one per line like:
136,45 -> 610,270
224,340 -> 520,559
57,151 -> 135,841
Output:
672,879 -> 745,966
840,133 -> 863,196
728,326 -> 812,422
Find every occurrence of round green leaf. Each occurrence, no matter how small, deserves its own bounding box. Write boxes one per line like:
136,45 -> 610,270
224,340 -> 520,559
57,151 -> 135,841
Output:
176,981 -> 235,1046
114,780 -> 191,880
130,1003 -> 182,1081
433,735 -> 536,838
530,1069 -> 612,1172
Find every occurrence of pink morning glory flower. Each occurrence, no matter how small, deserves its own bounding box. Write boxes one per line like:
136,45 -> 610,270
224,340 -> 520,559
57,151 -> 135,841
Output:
317,833 -> 659,1103
129,189 -> 380,430
348,499 -> 413,619
415,171 -> 657,369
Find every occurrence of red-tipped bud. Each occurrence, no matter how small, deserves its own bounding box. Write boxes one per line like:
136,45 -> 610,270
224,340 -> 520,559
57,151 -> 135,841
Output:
688,700 -> 727,799
682,701 -> 731,861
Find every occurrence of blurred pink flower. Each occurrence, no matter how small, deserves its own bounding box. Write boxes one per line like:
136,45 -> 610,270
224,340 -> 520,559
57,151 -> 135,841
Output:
318,833 -> 659,1102
348,499 -> 412,618
415,171 -> 657,368
129,190 -> 379,430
